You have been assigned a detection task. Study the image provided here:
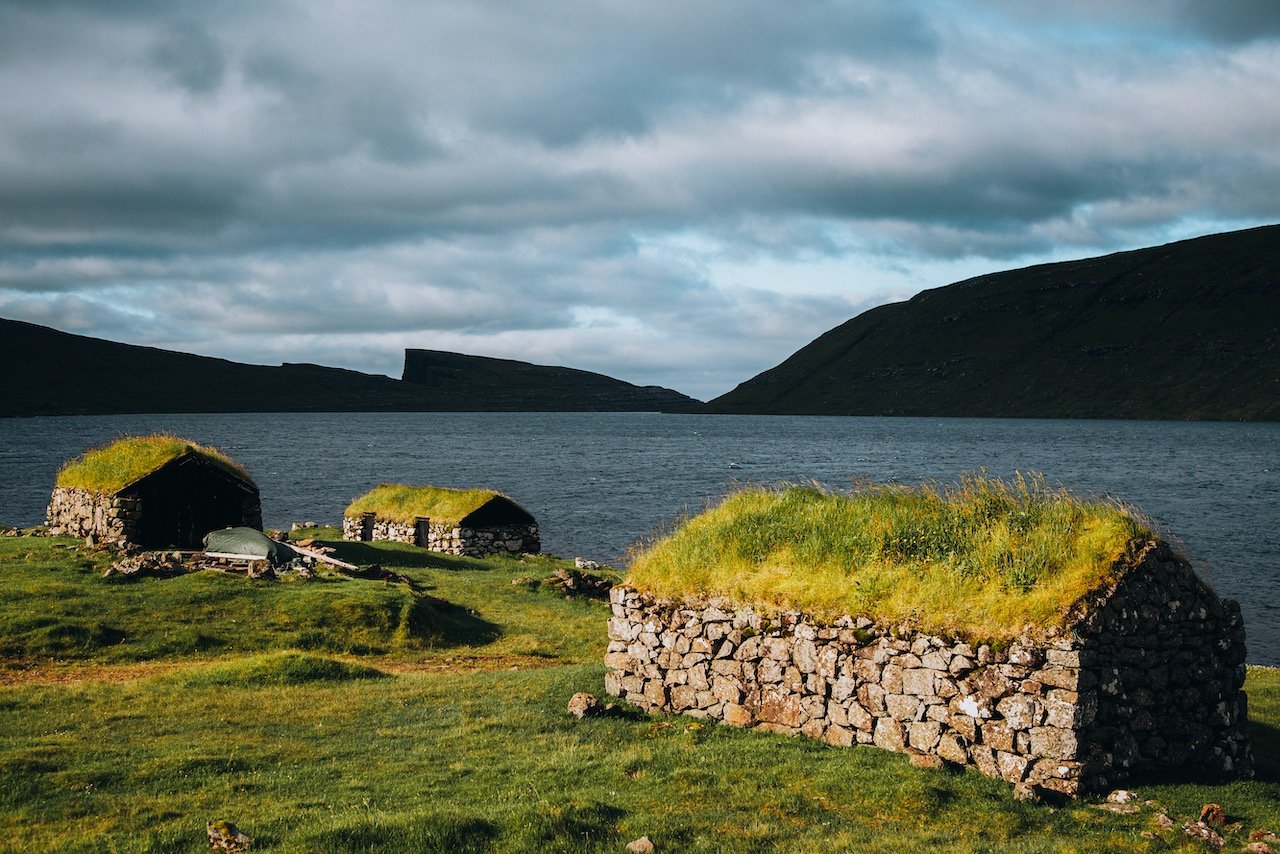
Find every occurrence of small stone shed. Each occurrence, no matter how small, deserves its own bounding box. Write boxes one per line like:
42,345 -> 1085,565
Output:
343,484 -> 539,557
605,486 -> 1252,798
47,435 -> 262,549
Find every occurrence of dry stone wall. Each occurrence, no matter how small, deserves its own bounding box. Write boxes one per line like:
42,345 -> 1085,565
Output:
605,543 -> 1251,796
47,487 -> 140,543
342,514 -> 416,545
48,485 -> 261,547
342,514 -> 539,557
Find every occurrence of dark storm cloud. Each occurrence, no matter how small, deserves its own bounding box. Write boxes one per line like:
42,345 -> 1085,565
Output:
984,0 -> 1280,44
149,21 -> 226,94
0,0 -> 1277,398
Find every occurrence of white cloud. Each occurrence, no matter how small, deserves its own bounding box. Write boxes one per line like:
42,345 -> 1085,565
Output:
0,1 -> 1277,400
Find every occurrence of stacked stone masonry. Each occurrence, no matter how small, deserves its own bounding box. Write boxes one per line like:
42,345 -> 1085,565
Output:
605,543 -> 1251,796
47,485 -> 263,547
342,514 -> 539,558
47,486 -> 139,543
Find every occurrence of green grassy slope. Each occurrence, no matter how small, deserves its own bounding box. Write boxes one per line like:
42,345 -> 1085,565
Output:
707,224 -> 1280,420
1,532 -> 1276,852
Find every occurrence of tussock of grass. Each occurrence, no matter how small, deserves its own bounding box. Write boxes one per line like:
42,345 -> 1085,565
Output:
345,484 -> 517,527
627,474 -> 1152,641
174,652 -> 388,688
55,434 -> 254,494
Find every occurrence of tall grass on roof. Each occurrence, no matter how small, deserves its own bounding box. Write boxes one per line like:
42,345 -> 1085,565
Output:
345,484 -> 509,527
626,474 -> 1153,642
55,434 -> 254,494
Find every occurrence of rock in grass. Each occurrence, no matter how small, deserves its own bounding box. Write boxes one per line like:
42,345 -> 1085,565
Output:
568,692 -> 602,719
207,820 -> 251,852
1094,802 -> 1140,815
1012,782 -> 1043,803
908,752 -> 944,770
626,836 -> 655,853
1200,803 -> 1226,825
1183,820 -> 1225,850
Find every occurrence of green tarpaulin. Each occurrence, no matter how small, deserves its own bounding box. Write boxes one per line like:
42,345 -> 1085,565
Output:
203,527 -> 298,565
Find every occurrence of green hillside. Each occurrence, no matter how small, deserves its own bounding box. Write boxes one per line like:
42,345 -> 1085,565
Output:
706,224 -> 1280,420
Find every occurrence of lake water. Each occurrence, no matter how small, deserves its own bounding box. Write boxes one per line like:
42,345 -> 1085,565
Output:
1,413 -> 1277,664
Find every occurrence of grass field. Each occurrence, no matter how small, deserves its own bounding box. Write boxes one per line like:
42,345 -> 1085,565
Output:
1,531 -> 1276,852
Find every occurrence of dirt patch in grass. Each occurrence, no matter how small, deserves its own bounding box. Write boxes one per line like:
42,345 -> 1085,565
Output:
0,658 -> 188,686
0,652 -> 564,686
378,653 -> 567,676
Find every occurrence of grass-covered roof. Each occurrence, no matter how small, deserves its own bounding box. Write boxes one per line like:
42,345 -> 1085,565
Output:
56,434 -> 255,495
626,475 -> 1155,642
345,484 -> 526,527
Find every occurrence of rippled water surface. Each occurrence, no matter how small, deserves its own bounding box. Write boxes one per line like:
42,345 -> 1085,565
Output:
2,413 -> 1276,663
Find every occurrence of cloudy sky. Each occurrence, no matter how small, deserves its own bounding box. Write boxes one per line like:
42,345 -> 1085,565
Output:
2,1 -> 1278,400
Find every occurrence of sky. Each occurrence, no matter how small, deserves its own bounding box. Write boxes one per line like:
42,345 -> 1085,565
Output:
2,1 -> 1278,401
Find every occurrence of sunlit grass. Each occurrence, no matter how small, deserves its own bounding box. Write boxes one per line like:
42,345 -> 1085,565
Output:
54,434 -> 255,494
627,474 -> 1152,642
0,531 -> 1276,852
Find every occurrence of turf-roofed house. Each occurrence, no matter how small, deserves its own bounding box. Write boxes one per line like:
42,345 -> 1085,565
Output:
606,478 -> 1252,798
343,484 -> 539,558
47,435 -> 262,549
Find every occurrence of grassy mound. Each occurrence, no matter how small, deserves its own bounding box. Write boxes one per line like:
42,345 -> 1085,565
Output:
627,475 -> 1152,641
345,484 -> 516,526
0,536 -> 493,661
175,651 -> 388,688
55,434 -> 254,494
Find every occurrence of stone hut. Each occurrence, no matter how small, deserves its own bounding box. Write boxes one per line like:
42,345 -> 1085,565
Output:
604,484 -> 1251,798
47,435 -> 262,549
343,484 -> 539,557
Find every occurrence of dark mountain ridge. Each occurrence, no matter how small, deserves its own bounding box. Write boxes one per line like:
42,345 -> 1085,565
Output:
706,224 -> 1280,420
0,319 -> 698,416
401,348 -> 694,411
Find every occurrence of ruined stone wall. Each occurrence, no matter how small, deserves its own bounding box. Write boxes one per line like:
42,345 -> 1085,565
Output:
47,487 -> 139,544
343,515 -> 539,557
604,546 -> 1250,796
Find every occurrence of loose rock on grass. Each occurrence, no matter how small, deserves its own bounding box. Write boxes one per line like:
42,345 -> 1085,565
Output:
103,551 -> 188,579
207,820 -> 251,852
567,692 -> 603,719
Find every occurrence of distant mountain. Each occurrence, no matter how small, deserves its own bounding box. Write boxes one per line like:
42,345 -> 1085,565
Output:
706,224 -> 1280,420
401,349 -> 697,411
0,319 -> 698,416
